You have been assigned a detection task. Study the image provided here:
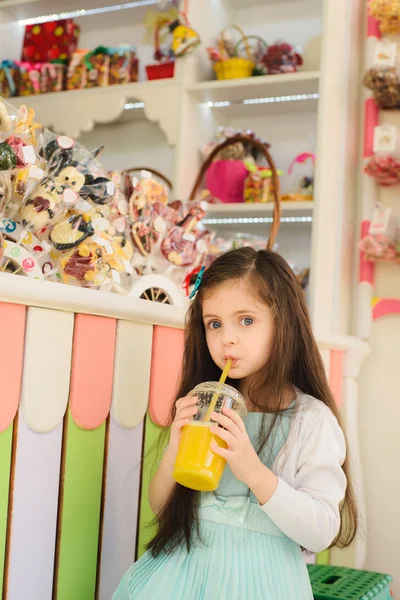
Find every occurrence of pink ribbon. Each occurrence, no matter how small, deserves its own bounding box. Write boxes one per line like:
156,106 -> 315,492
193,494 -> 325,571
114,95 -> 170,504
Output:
288,152 -> 316,175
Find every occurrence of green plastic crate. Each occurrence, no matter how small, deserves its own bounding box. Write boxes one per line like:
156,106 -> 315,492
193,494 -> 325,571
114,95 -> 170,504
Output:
307,565 -> 393,600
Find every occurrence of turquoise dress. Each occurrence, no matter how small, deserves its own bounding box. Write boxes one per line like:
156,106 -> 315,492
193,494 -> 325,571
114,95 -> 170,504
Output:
113,412 -> 313,599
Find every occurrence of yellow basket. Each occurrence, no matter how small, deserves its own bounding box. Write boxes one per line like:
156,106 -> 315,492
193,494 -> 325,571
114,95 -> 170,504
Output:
214,57 -> 254,80
214,25 -> 255,80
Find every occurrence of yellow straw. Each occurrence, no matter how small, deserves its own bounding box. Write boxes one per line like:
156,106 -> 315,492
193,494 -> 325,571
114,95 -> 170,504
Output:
204,359 -> 232,422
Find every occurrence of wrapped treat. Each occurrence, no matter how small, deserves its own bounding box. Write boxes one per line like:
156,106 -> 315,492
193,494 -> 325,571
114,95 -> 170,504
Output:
56,241 -> 111,288
51,211 -> 132,290
17,62 -> 42,96
282,152 -> 315,202
243,157 -> 282,203
49,213 -> 95,252
365,124 -> 400,185
84,47 -> 110,88
363,66 -> 400,108
22,19 -> 80,63
40,62 -> 66,93
0,219 -> 55,278
262,41 -> 303,74
160,202 -> 210,268
0,99 -> 14,134
13,104 -> 42,146
0,102 -> 44,218
369,0 -> 400,34
128,168 -> 171,221
0,61 -> 20,98
66,50 -> 88,90
359,233 -> 398,260
38,133 -> 116,206
365,154 -> 400,185
359,205 -> 399,261
19,174 -> 81,232
109,46 -> 139,84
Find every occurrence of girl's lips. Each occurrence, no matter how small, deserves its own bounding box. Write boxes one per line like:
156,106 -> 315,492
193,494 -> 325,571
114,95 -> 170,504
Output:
224,356 -> 238,366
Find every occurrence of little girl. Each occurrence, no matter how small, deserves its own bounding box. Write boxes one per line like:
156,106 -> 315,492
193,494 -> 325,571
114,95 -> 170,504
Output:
113,247 -> 357,600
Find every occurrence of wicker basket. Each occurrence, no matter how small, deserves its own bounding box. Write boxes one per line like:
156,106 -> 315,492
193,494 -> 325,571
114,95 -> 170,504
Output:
213,25 -> 255,80
189,134 -> 281,251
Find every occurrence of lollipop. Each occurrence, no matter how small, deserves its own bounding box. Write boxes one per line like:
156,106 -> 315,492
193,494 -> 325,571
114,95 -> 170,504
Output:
160,202 -> 209,267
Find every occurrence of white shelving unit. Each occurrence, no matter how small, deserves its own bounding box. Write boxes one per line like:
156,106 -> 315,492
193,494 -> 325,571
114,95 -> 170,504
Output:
0,0 -> 362,334
0,0 -> 371,574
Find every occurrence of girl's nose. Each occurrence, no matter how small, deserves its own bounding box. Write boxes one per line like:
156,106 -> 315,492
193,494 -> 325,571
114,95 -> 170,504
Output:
222,329 -> 238,347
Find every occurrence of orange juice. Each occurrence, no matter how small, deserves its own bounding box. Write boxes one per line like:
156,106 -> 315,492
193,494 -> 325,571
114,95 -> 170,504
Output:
173,422 -> 227,492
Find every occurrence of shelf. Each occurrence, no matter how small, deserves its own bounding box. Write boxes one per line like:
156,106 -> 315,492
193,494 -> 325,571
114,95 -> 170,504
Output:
187,71 -> 320,117
0,271 -> 185,327
227,0 -> 311,6
203,202 -> 314,228
9,79 -> 181,144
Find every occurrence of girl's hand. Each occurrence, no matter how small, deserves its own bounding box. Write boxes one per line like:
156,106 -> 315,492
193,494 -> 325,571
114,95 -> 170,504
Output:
210,407 -> 264,486
166,396 -> 198,461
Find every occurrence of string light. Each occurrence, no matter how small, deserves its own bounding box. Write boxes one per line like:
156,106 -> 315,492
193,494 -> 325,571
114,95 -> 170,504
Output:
124,102 -> 145,110
202,216 -> 313,225
205,93 -> 319,109
207,101 -> 231,108
17,0 -> 158,26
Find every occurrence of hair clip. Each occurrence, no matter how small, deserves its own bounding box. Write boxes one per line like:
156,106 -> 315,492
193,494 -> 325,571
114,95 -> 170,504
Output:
189,266 -> 205,300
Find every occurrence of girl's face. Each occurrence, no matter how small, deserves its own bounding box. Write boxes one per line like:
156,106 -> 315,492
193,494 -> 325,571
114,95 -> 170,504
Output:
202,278 -> 274,381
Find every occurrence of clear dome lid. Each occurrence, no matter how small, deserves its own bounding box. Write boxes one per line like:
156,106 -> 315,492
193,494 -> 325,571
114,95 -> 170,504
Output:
188,381 -> 247,419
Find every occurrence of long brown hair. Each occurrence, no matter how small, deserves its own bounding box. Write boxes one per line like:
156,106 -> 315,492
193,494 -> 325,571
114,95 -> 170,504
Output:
147,247 -> 358,557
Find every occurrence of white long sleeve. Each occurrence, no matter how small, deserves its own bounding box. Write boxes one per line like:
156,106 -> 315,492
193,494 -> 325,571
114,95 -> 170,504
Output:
259,401 -> 347,553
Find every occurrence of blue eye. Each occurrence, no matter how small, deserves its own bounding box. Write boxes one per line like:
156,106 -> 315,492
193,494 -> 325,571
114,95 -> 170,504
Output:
241,317 -> 254,327
208,320 -> 221,330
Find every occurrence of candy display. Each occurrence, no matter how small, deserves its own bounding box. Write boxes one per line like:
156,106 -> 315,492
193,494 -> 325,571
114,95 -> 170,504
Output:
206,28 -> 304,80
198,128 -> 281,205
369,0 -> 400,34
0,96 -> 216,296
363,66 -> 400,109
207,25 -> 256,80
0,44 -> 137,97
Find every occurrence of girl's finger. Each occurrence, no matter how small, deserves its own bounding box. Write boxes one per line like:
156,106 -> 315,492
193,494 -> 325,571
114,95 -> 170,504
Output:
210,442 -> 231,460
176,396 -> 198,410
176,405 -> 198,420
171,417 -> 191,431
221,406 -> 246,433
210,426 -> 236,448
211,412 -> 241,438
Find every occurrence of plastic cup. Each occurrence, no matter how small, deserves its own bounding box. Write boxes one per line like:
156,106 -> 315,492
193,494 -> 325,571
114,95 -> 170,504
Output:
173,382 -> 247,492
